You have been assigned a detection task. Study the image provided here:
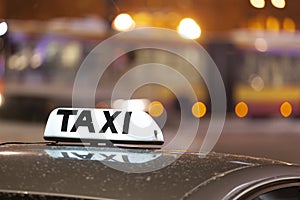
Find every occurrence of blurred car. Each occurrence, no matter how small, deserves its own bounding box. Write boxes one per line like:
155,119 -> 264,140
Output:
0,108 -> 300,200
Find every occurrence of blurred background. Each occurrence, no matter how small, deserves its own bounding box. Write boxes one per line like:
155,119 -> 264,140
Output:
0,0 -> 300,163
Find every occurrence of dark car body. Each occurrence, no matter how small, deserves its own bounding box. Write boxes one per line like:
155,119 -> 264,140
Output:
0,143 -> 299,199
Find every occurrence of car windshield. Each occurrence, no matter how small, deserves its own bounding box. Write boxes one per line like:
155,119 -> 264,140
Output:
0,0 -> 299,164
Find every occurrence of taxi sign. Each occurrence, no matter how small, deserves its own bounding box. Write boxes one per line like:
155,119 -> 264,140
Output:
44,108 -> 164,145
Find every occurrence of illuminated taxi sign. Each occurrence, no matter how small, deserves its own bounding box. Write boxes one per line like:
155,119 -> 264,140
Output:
44,108 -> 164,145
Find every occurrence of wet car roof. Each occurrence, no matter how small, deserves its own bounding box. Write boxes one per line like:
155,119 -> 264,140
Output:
0,143 -> 290,199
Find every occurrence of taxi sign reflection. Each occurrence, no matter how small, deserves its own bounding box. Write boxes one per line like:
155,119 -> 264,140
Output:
44,148 -> 163,164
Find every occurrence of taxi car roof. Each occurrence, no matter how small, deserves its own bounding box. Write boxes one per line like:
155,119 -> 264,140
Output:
0,143 -> 296,200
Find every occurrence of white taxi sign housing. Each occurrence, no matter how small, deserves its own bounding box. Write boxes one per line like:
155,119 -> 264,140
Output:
44,108 -> 164,145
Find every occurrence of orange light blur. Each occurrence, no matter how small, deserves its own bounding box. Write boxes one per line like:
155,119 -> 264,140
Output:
148,101 -> 164,117
235,102 -> 248,118
283,18 -> 296,33
280,102 -> 292,118
266,16 -> 280,32
192,102 -> 206,118
132,12 -> 152,27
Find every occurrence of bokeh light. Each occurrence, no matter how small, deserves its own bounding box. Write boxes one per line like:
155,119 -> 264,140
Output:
235,102 -> 248,118
133,12 -> 152,27
250,0 -> 265,8
30,52 -> 43,69
192,102 -> 206,118
0,93 -> 4,107
112,13 -> 135,32
249,74 -> 265,91
177,18 -> 201,40
148,101 -> 164,117
266,16 -> 280,32
283,18 -> 296,32
0,22 -> 8,36
61,42 -> 82,68
254,38 -> 268,52
271,0 -> 286,8
280,101 -> 292,118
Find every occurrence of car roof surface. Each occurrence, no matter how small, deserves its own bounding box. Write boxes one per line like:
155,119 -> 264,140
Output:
0,143 -> 292,199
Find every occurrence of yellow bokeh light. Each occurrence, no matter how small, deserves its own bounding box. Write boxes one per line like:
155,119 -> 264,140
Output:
192,102 -> 206,118
266,16 -> 280,32
153,12 -> 165,27
280,102 -> 292,118
166,12 -> 181,28
271,0 -> 286,8
112,13 -> 135,32
177,18 -> 201,40
235,102 -> 248,118
249,20 -> 264,30
148,101 -> 164,117
250,0 -> 265,8
283,18 -> 296,32
133,12 -> 152,27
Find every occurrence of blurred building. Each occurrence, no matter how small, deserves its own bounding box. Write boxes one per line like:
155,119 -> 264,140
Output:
1,0 -> 300,120
0,0 -> 298,36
